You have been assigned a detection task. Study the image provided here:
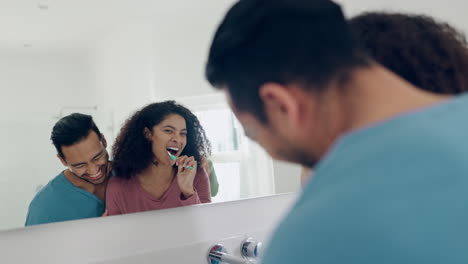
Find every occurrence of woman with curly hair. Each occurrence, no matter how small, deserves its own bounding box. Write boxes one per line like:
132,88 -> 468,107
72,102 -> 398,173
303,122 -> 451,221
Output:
106,101 -> 212,215
301,12 -> 468,186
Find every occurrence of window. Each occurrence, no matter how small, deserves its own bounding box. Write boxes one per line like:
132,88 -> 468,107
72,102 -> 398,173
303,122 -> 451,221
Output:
176,93 -> 275,203
195,108 -> 242,202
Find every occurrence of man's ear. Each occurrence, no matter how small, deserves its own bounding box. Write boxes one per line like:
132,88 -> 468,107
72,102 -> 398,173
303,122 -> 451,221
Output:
101,133 -> 107,148
57,154 -> 67,167
259,82 -> 301,127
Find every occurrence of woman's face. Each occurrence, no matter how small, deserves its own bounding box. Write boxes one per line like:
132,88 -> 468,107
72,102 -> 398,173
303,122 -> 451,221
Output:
147,114 -> 188,166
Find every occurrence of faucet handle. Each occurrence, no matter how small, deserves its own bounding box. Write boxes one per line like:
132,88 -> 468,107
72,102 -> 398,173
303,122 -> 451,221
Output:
241,237 -> 263,259
208,244 -> 255,264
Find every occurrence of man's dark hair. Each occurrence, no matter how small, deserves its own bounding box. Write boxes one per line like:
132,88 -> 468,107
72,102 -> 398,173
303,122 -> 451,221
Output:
51,113 -> 102,160
205,0 -> 370,122
350,12 -> 468,94
112,101 -> 212,179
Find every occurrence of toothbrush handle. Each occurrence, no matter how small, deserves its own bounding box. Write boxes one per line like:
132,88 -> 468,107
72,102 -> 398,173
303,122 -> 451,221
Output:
176,164 -> 193,170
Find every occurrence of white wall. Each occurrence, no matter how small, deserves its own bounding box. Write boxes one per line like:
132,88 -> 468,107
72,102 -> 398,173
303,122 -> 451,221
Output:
151,0 -> 236,100
89,20 -> 157,144
0,51 -> 96,230
0,51 -> 95,119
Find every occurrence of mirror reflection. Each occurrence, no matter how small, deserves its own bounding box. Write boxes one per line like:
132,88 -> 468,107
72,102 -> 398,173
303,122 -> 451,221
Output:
8,0 -> 463,232
0,0 -> 301,231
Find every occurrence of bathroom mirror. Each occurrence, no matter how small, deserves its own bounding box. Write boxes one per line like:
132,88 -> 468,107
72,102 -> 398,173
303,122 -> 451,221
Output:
0,0 -> 302,231
2,0 -> 467,231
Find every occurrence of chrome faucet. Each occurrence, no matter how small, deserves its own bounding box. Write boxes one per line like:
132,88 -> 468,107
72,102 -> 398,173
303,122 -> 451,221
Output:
207,237 -> 263,264
241,237 -> 263,260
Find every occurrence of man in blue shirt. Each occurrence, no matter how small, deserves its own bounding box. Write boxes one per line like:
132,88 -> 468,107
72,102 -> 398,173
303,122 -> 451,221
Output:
205,0 -> 468,263
25,113 -> 111,226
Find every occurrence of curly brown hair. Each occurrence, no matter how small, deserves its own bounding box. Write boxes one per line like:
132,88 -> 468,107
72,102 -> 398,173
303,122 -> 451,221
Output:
350,12 -> 468,94
112,101 -> 211,179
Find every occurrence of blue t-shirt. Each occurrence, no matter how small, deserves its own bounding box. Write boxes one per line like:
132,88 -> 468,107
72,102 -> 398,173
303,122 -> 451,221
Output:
263,94 -> 468,264
25,172 -> 105,226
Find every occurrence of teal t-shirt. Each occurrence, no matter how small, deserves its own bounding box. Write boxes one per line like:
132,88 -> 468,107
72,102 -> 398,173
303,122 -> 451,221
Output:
25,172 -> 105,226
263,94 -> 468,264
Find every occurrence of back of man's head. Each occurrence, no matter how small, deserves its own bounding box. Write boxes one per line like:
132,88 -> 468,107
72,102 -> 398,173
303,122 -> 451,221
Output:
51,113 -> 102,160
206,0 -> 370,122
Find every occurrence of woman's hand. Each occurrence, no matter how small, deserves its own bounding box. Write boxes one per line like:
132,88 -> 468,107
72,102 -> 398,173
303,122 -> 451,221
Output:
176,155 -> 197,198
101,209 -> 108,217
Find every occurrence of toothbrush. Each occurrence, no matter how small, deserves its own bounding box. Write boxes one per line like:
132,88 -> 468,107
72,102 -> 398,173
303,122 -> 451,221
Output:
167,152 -> 193,170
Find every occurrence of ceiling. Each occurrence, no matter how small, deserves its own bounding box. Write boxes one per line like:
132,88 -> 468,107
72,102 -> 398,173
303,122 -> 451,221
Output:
1,0 -> 467,54
0,0 -> 234,53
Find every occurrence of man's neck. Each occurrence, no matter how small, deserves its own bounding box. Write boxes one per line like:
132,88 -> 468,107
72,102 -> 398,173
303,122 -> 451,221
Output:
339,65 -> 450,133
304,64 -> 450,160
63,169 -> 107,199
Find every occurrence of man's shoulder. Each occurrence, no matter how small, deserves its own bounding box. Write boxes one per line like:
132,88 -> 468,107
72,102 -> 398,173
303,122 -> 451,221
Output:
29,173 -> 70,207
319,107 -> 468,178
26,175 -> 66,226
262,198 -> 353,263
